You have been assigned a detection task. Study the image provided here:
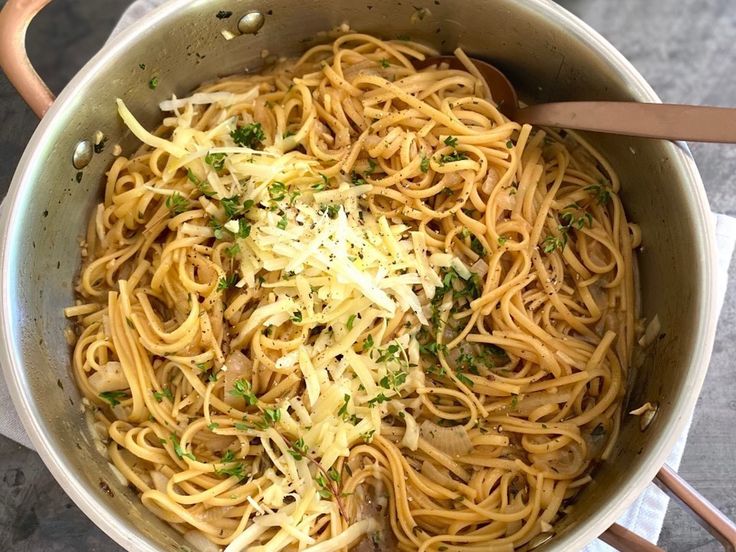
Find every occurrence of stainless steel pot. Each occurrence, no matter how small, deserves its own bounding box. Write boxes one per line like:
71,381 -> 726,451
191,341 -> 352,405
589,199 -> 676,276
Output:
0,0 -> 734,550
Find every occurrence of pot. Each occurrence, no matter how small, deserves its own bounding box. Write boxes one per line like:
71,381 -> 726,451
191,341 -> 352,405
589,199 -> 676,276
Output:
0,0 -> 734,550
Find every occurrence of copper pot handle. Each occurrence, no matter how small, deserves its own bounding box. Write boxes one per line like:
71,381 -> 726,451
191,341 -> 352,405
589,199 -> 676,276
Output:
600,464 -> 736,552
0,0 -> 55,118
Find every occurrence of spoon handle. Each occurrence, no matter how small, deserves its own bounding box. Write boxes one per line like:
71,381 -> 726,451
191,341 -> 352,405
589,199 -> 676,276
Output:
515,102 -> 736,143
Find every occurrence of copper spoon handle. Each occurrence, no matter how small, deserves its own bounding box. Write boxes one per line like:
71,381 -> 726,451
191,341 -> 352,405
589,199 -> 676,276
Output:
599,465 -> 736,552
516,102 -> 736,143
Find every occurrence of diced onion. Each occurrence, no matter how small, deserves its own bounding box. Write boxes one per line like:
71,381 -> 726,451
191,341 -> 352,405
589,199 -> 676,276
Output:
419,420 -> 473,457
638,315 -> 661,348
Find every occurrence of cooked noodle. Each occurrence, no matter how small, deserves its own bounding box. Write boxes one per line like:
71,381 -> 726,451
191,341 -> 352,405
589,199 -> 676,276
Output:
66,33 -> 638,552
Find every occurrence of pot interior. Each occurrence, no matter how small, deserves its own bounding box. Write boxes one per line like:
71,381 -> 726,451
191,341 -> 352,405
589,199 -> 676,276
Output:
2,0 -> 713,550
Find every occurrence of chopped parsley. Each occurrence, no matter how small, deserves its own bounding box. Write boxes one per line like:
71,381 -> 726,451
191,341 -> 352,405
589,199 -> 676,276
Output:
346,314 -> 357,330
541,234 -> 566,253
380,58 -> 390,68
319,204 -> 341,219
470,235 -> 486,256
351,172 -> 367,186
230,122 -> 265,149
237,218 -> 251,238
313,174 -> 330,191
217,274 -> 237,291
207,422 -> 219,431
291,310 -> 303,323
153,387 -> 173,402
444,135 -> 459,148
315,474 -> 333,499
148,76 -> 159,90
230,378 -> 258,406
255,408 -> 281,429
439,151 -> 468,164
585,182 -> 612,206
362,334 -> 374,351
367,393 -> 389,407
99,390 -> 127,407
205,152 -> 227,171
361,430 -> 376,443
288,438 -> 308,460
165,192 -> 188,215
186,169 -> 214,197
277,213 -> 288,230
225,243 -> 240,257
420,155 -> 430,173
170,434 -> 196,461
221,195 -> 243,218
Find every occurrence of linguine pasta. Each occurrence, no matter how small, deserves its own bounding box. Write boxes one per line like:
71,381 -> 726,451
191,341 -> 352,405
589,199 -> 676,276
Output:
66,33 -> 639,552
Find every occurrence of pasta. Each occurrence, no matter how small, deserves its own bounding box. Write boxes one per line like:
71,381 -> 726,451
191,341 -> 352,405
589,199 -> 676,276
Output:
66,32 -> 639,552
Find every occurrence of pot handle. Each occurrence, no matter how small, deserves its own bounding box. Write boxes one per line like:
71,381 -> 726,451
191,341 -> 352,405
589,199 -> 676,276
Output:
0,0 -> 55,118
600,464 -> 736,552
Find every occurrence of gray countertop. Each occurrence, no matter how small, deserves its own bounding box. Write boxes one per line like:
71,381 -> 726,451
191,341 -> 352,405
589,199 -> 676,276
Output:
0,0 -> 734,550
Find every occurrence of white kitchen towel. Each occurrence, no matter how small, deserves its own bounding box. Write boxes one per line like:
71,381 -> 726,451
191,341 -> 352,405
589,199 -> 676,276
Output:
0,2 -> 731,549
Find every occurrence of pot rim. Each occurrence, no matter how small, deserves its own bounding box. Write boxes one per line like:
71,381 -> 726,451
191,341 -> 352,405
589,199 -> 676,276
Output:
0,0 -> 719,550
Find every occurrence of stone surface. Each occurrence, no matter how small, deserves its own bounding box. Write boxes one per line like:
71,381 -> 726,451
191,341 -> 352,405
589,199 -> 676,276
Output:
0,0 -> 734,550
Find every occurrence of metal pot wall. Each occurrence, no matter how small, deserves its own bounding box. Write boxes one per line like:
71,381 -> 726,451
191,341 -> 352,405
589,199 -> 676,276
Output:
0,0 -> 733,550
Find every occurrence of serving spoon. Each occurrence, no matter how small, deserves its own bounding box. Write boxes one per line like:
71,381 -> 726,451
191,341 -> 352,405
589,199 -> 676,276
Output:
418,56 -> 736,552
417,56 -> 736,143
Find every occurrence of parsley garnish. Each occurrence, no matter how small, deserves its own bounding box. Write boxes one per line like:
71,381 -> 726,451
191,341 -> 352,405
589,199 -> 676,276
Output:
268,182 -> 286,202
346,314 -> 357,330
315,474 -> 333,499
312,174 -> 329,191
170,434 -> 196,461
361,430 -> 376,443
217,274 -> 237,291
221,196 -> 242,218
225,243 -> 240,257
380,58 -> 390,68
367,393 -> 389,407
363,335 -> 374,351
420,155 -> 430,173
153,387 -> 173,402
237,218 -> 251,238
99,390 -> 127,407
207,422 -> 219,431
277,214 -> 288,230
470,235 -> 486,256
165,192 -> 188,215
288,438 -> 308,460
506,140 -> 514,148
439,151 -> 468,164
148,76 -> 159,90
186,169 -> 214,197
255,408 -> 281,429
230,378 -> 258,406
230,122 -> 265,149
456,371 -> 474,387
319,204 -> 341,219
291,311 -> 303,323
541,234 -> 566,253
351,172 -> 366,186
497,235 -> 509,246
205,152 -> 227,171
444,136 -> 459,148
585,182 -> 612,206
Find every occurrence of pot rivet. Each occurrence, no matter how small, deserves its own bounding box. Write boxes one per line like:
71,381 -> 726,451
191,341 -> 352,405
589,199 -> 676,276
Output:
73,140 -> 93,169
238,11 -> 265,35
640,402 -> 658,431
528,532 -> 554,550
